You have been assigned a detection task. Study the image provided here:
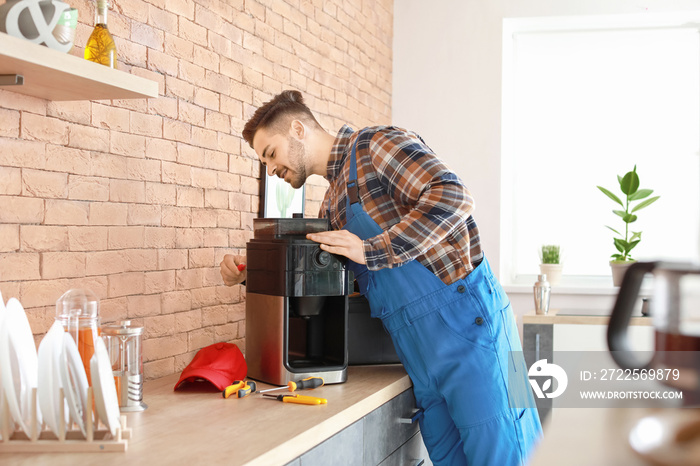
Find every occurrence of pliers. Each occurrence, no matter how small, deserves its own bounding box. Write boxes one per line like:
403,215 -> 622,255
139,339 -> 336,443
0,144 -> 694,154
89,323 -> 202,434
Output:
222,380 -> 257,399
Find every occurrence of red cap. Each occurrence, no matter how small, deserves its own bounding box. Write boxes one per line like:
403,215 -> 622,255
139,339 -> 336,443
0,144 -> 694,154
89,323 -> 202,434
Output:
174,342 -> 247,391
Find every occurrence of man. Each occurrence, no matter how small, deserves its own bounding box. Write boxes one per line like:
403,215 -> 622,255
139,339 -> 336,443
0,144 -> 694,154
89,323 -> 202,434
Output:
221,90 -> 542,465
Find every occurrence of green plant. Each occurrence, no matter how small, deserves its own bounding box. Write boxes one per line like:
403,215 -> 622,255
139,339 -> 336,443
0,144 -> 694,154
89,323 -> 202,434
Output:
539,245 -> 561,264
597,165 -> 659,262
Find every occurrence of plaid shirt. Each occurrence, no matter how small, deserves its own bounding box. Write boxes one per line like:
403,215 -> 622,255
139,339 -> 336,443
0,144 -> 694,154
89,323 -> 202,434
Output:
321,125 -> 483,285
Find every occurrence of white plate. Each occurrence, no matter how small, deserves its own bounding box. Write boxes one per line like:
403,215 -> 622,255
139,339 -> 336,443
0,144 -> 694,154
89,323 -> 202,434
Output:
37,321 -> 65,436
91,337 -> 120,436
0,298 -> 40,436
60,332 -> 89,436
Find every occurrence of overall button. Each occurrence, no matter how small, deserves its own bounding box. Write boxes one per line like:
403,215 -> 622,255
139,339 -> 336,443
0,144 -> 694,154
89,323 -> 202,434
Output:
457,285 -> 466,293
475,317 -> 484,325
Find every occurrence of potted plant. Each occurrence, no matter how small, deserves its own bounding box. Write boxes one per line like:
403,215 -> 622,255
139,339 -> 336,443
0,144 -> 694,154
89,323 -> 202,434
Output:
539,244 -> 563,286
597,165 -> 660,286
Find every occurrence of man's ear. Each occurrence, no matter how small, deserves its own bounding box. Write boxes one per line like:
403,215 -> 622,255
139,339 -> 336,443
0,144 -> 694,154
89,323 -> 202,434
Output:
289,119 -> 305,140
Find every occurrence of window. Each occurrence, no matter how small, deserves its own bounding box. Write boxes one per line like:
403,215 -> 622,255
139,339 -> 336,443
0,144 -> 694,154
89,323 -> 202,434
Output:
502,13 -> 700,285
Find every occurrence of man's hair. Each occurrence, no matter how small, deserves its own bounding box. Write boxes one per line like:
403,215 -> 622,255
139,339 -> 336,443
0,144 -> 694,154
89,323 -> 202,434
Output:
242,90 -> 322,148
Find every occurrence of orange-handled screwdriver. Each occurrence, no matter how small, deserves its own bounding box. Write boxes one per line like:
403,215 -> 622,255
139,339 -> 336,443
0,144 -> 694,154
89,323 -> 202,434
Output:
258,377 -> 324,394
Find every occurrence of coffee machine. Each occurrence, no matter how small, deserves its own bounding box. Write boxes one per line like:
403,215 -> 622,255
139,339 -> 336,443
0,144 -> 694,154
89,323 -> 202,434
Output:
245,217 -> 352,386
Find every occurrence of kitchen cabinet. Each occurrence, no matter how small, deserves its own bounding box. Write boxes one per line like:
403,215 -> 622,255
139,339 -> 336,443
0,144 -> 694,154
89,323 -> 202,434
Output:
286,389 -> 431,466
0,32 -> 158,101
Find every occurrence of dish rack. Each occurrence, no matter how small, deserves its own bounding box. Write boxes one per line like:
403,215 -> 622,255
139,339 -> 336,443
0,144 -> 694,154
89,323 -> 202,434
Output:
0,387 -> 130,452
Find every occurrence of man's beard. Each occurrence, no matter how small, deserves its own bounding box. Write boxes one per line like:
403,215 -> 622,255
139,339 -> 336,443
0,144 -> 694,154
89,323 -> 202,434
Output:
286,136 -> 307,189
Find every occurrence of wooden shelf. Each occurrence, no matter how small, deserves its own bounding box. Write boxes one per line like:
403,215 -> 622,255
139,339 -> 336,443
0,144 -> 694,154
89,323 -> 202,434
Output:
0,32 -> 158,101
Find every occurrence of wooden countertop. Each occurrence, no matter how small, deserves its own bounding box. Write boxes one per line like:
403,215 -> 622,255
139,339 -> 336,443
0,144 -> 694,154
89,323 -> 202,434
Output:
530,406 -> 700,465
0,365 -> 412,465
522,309 -> 652,326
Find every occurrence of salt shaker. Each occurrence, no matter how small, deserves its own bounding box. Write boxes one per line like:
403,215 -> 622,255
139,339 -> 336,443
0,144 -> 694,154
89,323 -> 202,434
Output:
534,274 -> 551,315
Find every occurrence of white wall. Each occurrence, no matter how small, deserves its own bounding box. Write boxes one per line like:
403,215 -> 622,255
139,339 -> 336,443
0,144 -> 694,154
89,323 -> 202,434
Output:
392,0 -> 700,329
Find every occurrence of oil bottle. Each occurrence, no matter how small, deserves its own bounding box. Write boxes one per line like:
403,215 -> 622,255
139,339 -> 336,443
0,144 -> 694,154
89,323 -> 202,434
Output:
84,0 -> 117,68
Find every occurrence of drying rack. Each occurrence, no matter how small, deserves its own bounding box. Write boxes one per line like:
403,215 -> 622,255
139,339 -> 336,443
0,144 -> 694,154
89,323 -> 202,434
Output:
0,387 -> 130,452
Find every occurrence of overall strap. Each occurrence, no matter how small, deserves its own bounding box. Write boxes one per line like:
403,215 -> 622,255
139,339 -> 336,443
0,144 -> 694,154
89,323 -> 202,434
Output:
345,130 -> 365,221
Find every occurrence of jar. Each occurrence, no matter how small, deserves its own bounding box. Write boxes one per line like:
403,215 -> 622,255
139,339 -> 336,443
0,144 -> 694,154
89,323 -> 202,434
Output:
55,288 -> 100,384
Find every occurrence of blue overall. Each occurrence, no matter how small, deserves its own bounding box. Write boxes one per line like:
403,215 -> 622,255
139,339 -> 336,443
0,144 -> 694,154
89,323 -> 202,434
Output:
339,135 -> 542,465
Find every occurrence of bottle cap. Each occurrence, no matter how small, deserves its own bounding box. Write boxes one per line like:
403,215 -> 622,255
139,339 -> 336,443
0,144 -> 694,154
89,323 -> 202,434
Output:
55,288 -> 100,320
538,274 -> 548,282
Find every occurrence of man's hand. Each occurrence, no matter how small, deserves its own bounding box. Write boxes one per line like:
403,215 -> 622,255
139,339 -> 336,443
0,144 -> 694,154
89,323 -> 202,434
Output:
306,230 -> 366,264
220,254 -> 247,286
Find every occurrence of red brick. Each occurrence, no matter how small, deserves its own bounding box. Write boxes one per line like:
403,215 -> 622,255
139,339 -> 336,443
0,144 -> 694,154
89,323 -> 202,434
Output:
22,169 -> 67,198
163,118 -> 191,144
46,100 -> 91,125
20,225 -> 68,252
89,202 -> 128,226
128,204 -> 161,225
144,226 -> 176,248
191,168 -> 218,189
68,175 -> 110,201
0,108 -> 20,138
161,206 -> 191,228
46,145 -> 91,176
108,271 -> 146,297
157,248 -> 188,270
164,32 -> 193,61
0,167 -> 21,195
126,293 -> 161,318
21,112 -> 69,144
145,182 -> 176,205
145,138 -> 177,162
175,228 -> 203,249
111,131 -> 146,158
126,157 -> 161,182
92,103 -> 130,131
41,251 -> 85,279
110,179 -> 146,203
68,226 -> 108,251
131,21 -> 164,50
144,269 -> 176,294
0,253 -> 40,281
130,112 -> 163,137
0,139 -> 46,169
162,161 -> 191,185
0,224 -> 19,253
108,226 -> 145,249
68,123 -> 109,152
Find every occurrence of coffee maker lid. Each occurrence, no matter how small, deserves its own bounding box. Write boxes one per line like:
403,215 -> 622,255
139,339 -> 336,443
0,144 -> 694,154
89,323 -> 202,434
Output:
253,218 -> 329,239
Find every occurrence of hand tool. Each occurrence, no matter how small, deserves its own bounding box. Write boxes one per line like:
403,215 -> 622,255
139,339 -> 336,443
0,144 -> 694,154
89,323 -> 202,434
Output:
237,264 -> 246,272
262,394 -> 327,405
258,377 -> 324,394
222,380 -> 256,399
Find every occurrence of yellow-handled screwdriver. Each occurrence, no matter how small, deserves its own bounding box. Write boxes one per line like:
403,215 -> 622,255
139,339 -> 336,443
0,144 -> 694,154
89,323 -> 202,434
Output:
262,394 -> 327,405
258,377 -> 324,394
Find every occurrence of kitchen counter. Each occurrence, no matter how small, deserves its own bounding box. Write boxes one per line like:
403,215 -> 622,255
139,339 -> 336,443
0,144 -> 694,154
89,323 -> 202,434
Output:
0,365 -> 412,465
522,308 -> 652,326
531,406 -> 700,465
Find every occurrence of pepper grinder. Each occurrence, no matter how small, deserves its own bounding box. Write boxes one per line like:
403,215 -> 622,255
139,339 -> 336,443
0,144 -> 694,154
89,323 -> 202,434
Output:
534,274 -> 551,315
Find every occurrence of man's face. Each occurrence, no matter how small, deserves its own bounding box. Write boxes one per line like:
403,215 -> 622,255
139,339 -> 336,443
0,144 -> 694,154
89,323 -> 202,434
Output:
253,126 -> 307,189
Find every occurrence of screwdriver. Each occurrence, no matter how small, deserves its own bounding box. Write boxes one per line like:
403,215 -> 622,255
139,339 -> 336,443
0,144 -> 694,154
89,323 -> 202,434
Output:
237,264 -> 246,271
258,377 -> 324,394
262,394 -> 327,405
222,380 -> 256,399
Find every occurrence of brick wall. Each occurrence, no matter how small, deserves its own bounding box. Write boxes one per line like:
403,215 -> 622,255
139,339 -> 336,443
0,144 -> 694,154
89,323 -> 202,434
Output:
0,0 -> 393,379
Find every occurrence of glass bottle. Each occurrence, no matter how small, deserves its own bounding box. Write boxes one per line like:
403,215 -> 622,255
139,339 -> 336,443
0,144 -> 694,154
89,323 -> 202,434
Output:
84,0 -> 117,68
56,288 -> 101,384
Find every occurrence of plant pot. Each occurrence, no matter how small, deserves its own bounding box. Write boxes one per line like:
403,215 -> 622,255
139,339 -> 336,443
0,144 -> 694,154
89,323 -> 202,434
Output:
610,260 -> 636,287
539,263 -> 563,286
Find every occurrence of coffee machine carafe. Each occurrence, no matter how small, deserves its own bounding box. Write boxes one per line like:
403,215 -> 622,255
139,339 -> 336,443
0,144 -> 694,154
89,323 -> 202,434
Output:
245,218 -> 352,386
608,261 -> 700,403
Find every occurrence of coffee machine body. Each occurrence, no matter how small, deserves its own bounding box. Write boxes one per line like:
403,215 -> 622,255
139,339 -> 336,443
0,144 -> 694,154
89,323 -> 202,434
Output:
245,218 -> 351,386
